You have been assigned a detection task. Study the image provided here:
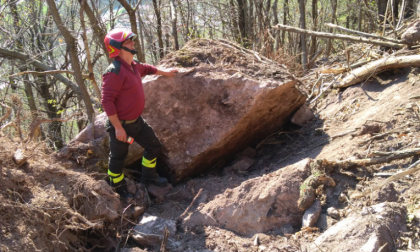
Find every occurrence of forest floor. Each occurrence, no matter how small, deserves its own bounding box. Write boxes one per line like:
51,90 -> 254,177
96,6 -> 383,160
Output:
1,58 -> 420,251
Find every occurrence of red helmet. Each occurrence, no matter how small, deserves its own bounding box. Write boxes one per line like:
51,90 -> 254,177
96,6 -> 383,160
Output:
104,28 -> 137,58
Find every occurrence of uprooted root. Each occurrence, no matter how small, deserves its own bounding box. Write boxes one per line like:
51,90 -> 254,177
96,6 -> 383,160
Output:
298,148 -> 420,210
297,160 -> 336,211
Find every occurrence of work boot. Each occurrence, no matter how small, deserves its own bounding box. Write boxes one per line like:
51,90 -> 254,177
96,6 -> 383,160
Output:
110,178 -> 133,199
141,166 -> 168,187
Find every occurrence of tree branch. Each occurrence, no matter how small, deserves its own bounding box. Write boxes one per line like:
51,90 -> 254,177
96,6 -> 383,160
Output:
0,47 -> 83,99
273,24 -> 405,49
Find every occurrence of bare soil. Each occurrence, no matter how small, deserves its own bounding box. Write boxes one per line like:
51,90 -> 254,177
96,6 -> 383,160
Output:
2,65 -> 420,251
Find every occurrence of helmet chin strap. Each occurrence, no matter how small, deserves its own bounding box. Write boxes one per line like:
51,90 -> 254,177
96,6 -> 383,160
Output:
122,46 -> 138,55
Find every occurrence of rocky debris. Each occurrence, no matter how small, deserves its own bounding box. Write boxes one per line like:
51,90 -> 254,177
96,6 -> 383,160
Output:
120,248 -> 145,252
182,159 -> 312,236
147,183 -> 173,198
402,19 -> 420,47
306,202 -> 407,252
224,156 -> 255,174
132,214 -> 179,249
302,199 -> 322,227
6,169 -> 25,183
327,207 -> 340,219
291,105 -> 315,126
370,182 -> 399,203
12,149 -> 27,165
316,213 -> 338,231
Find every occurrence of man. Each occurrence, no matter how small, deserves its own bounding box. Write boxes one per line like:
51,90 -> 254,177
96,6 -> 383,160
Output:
101,28 -> 177,198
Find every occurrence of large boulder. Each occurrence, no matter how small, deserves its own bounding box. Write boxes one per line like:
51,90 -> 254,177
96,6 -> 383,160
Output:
182,158 -> 312,236
66,39 -> 306,182
143,39 -> 305,182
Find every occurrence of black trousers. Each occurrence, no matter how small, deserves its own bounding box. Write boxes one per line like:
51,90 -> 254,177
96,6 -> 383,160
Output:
106,116 -> 162,176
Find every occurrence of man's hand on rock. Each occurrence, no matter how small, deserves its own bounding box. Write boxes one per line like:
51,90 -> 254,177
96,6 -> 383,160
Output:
156,69 -> 178,77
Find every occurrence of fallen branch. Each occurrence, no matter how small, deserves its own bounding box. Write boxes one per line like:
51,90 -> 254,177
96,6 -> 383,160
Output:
309,75 -> 340,104
334,55 -> 420,88
330,129 -> 358,139
325,23 -> 403,44
335,148 -> 420,169
9,70 -> 91,79
178,188 -> 203,220
160,227 -> 169,252
307,47 -> 324,68
350,159 -> 420,199
357,125 -> 408,145
273,24 -> 404,49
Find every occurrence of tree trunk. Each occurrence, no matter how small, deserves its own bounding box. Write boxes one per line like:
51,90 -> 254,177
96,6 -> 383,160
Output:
80,0 -> 101,101
299,0 -> 308,69
46,0 -> 95,123
229,0 -> 240,42
170,0 -> 179,51
117,0 -> 145,62
309,0 -> 318,59
152,0 -> 164,59
273,0 -> 280,51
325,0 -> 337,58
282,0 -> 289,48
237,0 -> 247,42
77,0 -> 110,62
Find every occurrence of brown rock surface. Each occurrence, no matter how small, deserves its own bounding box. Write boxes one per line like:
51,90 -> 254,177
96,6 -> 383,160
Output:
66,39 -> 306,182
182,158 -> 312,236
143,39 -> 305,182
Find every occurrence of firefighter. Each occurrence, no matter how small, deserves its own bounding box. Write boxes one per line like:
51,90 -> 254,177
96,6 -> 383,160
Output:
101,28 -> 177,198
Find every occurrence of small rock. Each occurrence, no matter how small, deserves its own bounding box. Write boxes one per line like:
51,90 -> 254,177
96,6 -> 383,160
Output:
291,105 -> 315,126
147,183 -> 173,198
302,200 -> 322,227
327,207 -> 340,220
253,234 -> 259,246
126,179 -> 137,195
134,184 -> 145,200
371,183 -> 398,203
7,169 -> 26,183
316,213 -> 338,231
237,147 -> 256,158
132,214 -> 179,248
13,149 -> 27,165
134,206 -> 145,218
281,224 -> 294,235
224,156 -> 255,174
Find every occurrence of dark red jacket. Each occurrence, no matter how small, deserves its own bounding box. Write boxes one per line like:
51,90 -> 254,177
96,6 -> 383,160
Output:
101,57 -> 157,120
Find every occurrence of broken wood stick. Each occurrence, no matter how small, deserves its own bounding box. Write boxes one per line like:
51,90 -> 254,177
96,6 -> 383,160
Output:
335,55 -> 420,88
178,188 -> 203,220
335,147 -> 420,169
9,70 -> 91,79
307,47 -> 324,68
160,226 -> 169,252
350,159 -> 420,199
325,23 -> 403,44
357,125 -> 408,145
273,24 -> 404,49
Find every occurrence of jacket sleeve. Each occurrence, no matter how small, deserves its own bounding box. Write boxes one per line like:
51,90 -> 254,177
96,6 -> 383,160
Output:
101,72 -> 124,117
137,63 -> 157,77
